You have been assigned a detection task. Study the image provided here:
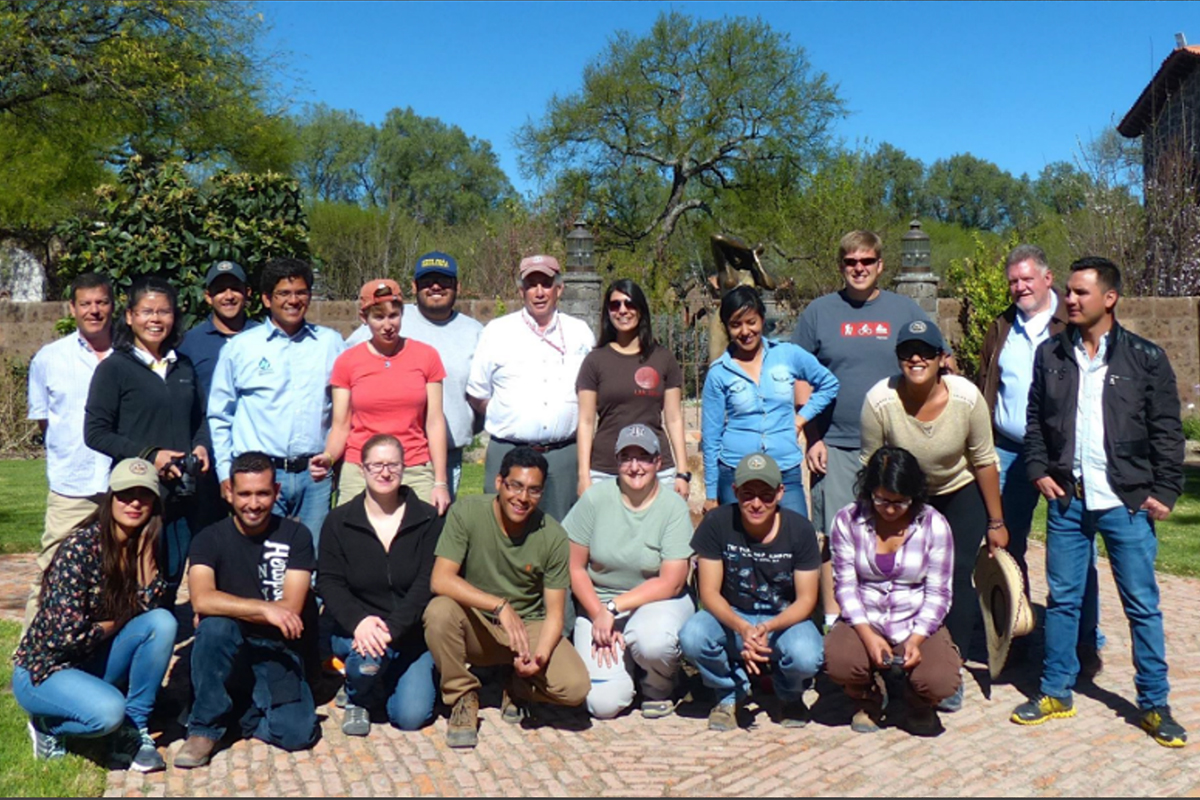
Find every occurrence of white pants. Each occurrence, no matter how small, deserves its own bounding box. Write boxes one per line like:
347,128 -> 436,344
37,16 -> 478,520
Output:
573,594 -> 695,719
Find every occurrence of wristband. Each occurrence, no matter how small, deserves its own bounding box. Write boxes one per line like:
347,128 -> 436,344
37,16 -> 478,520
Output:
493,599 -> 508,617
433,481 -> 449,488
675,471 -> 692,483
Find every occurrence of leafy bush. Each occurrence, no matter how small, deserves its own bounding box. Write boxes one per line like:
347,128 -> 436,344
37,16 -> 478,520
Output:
0,358 -> 38,457
945,231 -> 1017,381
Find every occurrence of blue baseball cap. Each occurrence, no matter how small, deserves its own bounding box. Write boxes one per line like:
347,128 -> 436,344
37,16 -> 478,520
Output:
414,251 -> 458,280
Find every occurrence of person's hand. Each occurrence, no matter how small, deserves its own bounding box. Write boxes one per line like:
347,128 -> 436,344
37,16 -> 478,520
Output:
497,602 -> 530,660
793,414 -> 809,444
193,445 -> 210,474
1035,476 -> 1065,501
353,615 -> 392,659
987,522 -> 1010,556
703,498 -> 720,514
860,629 -> 893,669
592,631 -> 626,669
431,484 -> 451,516
220,478 -> 232,503
153,449 -> 186,480
308,452 -> 332,482
674,475 -> 690,499
1141,496 -> 1172,521
591,607 -> 616,648
900,636 -> 923,670
96,620 -> 120,639
262,604 -> 304,640
577,474 -> 592,498
739,622 -> 771,676
513,650 -> 547,679
805,439 -> 828,476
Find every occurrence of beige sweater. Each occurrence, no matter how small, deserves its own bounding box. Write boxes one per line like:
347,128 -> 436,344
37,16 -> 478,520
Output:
860,374 -> 999,496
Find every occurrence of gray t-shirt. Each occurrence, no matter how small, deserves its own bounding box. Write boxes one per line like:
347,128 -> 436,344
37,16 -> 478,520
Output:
346,306 -> 484,449
563,480 -> 693,602
791,289 -> 930,449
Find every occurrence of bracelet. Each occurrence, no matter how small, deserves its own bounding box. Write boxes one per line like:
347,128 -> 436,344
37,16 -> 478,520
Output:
433,481 -> 448,488
987,519 -> 1006,530
492,599 -> 508,617
675,471 -> 692,483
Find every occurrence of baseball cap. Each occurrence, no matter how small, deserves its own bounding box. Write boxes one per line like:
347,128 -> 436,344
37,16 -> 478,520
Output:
894,319 -> 946,353
519,255 -> 561,280
204,260 -> 247,287
614,424 -> 661,457
415,251 -> 458,281
109,458 -> 161,498
359,278 -> 403,311
734,452 -> 782,490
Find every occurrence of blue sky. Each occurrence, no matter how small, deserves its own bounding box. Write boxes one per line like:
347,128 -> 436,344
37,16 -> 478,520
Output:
260,1 -> 1195,195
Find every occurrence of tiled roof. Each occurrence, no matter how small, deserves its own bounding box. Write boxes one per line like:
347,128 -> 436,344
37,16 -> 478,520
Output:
1118,45 -> 1200,138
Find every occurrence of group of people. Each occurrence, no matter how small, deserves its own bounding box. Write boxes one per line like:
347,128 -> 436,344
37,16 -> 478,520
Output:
16,230 -> 1187,773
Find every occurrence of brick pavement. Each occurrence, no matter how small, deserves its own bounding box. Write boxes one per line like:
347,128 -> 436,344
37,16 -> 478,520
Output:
3,546 -> 1199,797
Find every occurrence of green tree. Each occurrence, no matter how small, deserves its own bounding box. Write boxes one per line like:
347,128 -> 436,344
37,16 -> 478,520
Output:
293,104 -> 379,205
945,231 -> 1018,381
516,11 -> 845,279
864,143 -> 926,219
924,154 -> 1031,232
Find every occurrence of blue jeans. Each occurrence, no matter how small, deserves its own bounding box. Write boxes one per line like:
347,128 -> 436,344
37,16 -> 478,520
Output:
1042,497 -> 1169,709
330,634 -> 437,731
997,442 -> 1103,649
13,608 -> 176,736
679,609 -> 823,705
273,470 -> 333,550
188,616 -> 319,751
717,461 -> 808,519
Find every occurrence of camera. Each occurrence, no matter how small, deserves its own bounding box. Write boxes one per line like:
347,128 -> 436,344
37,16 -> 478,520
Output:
167,453 -> 202,499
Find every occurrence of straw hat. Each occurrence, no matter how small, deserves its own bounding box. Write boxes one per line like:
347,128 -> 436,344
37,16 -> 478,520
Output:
974,547 -> 1035,678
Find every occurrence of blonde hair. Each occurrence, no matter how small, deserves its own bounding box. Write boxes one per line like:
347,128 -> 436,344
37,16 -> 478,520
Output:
838,230 -> 883,262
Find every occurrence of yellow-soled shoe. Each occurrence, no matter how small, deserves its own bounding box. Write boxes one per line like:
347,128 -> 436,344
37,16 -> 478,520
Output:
1140,706 -> 1187,748
1011,694 -> 1076,725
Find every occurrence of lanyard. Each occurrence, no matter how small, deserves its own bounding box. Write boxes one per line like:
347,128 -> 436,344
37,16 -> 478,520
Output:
521,309 -> 566,357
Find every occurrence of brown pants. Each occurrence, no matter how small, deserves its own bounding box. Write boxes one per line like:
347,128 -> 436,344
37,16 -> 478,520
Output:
423,596 -> 589,707
825,622 -> 961,709
24,492 -> 103,631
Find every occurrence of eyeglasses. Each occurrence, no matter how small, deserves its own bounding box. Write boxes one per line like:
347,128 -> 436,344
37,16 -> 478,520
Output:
608,298 -> 637,313
897,344 -> 940,362
416,276 -> 455,290
272,289 -> 311,301
114,488 -> 154,505
132,308 -> 174,320
736,486 -> 779,504
842,257 -> 880,268
501,478 -> 544,499
363,461 -> 402,475
618,452 -> 658,466
871,494 -> 912,512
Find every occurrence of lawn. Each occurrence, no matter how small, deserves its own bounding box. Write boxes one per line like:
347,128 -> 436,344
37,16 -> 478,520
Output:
0,459 -> 47,554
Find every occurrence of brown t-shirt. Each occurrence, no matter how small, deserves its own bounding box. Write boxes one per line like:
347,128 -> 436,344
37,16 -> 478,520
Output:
576,344 -> 683,474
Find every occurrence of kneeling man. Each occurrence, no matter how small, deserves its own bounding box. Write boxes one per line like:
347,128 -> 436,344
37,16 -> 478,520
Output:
176,452 -> 319,767
680,453 -> 824,730
424,446 -> 589,749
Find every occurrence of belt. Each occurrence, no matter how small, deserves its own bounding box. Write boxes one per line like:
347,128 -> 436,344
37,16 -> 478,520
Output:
267,454 -> 319,473
1073,478 -> 1085,502
491,435 -> 576,453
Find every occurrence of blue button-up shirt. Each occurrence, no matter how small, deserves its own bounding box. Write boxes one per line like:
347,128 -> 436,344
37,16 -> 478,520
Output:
1072,330 -> 1122,511
994,293 -> 1058,443
178,316 -> 260,408
208,319 -> 345,481
701,338 -> 839,498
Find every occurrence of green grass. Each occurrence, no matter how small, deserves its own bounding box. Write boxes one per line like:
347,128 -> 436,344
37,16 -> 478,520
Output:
0,459 -> 47,555
459,459 -> 485,496
0,621 -> 107,797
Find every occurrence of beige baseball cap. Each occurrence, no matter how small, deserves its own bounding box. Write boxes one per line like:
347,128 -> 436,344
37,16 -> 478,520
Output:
109,458 -> 161,497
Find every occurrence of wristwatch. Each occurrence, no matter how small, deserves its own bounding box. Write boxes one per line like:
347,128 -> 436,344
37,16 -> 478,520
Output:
676,471 -> 692,483
605,599 -> 620,616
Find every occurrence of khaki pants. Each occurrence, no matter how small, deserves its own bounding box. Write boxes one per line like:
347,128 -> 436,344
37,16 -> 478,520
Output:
824,622 -> 961,710
423,596 -> 589,707
24,492 -> 103,629
336,461 -> 437,507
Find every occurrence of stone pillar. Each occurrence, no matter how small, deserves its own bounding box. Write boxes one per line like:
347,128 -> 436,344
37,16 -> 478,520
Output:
561,220 -> 602,337
895,220 -> 938,317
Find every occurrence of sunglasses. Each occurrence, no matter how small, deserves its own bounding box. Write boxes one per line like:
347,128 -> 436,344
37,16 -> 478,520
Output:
608,298 -> 637,313
897,343 -> 941,361
842,257 -> 880,267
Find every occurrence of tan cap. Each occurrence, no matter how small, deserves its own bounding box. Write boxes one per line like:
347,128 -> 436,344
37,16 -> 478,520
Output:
109,458 -> 161,497
518,255 -> 561,280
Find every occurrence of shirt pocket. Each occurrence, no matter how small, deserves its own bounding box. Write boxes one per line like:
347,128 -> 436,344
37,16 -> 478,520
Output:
728,380 -> 758,415
768,366 -> 795,399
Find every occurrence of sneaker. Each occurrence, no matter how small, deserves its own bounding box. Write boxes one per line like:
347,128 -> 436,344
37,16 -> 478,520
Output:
500,690 -> 529,725
174,735 -> 217,769
640,699 -> 676,720
902,705 -> 942,737
1140,706 -> 1187,748
342,703 -> 370,737
851,708 -> 880,734
1077,646 -> 1104,681
707,701 -> 738,732
446,691 -> 480,749
936,683 -> 964,713
334,685 -> 348,709
28,719 -> 66,761
780,698 -> 810,729
108,724 -> 156,771
1011,693 -> 1076,725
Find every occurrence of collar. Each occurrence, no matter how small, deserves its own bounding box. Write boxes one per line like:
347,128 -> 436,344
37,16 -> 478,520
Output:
521,307 -> 560,334
1014,292 -> 1058,338
74,332 -> 111,356
130,346 -> 178,368
1070,327 -> 1111,363
266,318 -> 315,341
341,486 -> 435,535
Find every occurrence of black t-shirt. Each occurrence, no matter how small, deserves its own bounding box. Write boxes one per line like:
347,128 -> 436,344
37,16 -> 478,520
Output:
691,504 -> 820,615
189,515 -> 315,638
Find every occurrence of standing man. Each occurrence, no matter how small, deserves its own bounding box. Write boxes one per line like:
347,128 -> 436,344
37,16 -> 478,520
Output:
467,255 -> 594,523
178,260 -> 259,408
23,273 -> 114,627
977,245 -> 1102,672
208,257 -> 345,544
175,452 -> 319,767
1013,257 -> 1186,747
423,447 -> 589,749
791,231 -> 931,628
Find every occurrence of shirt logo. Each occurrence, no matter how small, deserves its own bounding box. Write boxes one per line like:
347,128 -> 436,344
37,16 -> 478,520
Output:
841,322 -> 892,339
259,540 -> 291,602
634,366 -> 662,394
258,358 -> 272,373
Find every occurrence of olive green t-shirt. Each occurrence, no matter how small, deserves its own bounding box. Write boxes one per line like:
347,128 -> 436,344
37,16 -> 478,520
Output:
434,494 -> 570,620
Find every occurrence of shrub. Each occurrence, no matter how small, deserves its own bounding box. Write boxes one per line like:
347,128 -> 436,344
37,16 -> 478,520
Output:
945,231 -> 1017,382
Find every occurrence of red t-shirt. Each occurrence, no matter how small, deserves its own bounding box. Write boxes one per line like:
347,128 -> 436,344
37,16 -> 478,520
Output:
330,340 -> 447,466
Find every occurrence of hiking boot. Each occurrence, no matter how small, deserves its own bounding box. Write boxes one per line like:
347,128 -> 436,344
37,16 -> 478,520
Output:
902,705 -> 942,737
28,719 -> 66,761
1077,645 -> 1104,681
108,723 -> 163,771
500,689 -> 529,725
1140,706 -> 1187,748
851,707 -> 881,734
1011,693 -> 1076,725
334,685 -> 348,709
446,691 -> 480,749
707,701 -> 738,732
641,699 -> 676,719
174,735 -> 217,769
780,698 -> 811,729
341,703 -> 370,737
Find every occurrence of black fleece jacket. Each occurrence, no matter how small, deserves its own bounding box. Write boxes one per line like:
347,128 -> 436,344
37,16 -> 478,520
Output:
316,487 -> 443,644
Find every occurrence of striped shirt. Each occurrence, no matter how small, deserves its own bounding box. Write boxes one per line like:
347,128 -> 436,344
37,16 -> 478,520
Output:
830,501 -> 954,645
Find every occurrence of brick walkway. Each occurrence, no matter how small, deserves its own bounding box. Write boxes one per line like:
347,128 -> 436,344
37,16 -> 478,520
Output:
3,546 -> 1199,797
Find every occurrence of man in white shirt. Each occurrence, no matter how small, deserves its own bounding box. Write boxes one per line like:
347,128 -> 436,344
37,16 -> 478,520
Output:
24,273 -> 115,626
467,255 -> 595,523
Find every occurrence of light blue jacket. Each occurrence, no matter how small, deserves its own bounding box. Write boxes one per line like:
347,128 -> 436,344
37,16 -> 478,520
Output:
701,338 -> 838,498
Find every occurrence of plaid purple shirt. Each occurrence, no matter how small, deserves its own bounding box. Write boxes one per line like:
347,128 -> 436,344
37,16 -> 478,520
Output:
831,502 -> 954,645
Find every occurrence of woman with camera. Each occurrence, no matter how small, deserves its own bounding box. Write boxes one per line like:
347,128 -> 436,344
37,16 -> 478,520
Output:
86,276 -> 209,596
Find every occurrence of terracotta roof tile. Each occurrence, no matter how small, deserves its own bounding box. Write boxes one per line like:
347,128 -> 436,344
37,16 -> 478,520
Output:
1119,46 -> 1200,138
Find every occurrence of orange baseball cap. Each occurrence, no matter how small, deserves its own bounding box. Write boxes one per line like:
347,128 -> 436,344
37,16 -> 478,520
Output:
359,278 -> 403,310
